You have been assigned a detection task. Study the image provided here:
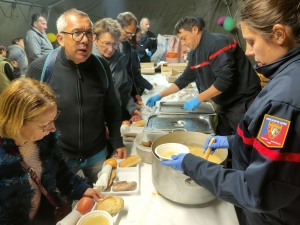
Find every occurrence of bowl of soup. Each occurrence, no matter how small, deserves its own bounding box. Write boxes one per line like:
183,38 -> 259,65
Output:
155,143 -> 190,161
76,210 -> 113,225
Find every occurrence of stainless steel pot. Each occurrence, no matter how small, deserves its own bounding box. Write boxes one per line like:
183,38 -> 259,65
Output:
151,131 -> 228,204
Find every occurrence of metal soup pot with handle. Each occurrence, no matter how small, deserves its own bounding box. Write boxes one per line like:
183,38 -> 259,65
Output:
151,131 -> 228,204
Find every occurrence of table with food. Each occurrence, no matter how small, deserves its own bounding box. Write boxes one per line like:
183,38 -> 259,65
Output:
57,73 -> 239,225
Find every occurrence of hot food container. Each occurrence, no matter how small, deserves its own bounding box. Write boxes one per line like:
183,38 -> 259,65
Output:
151,131 -> 228,204
144,101 -> 217,133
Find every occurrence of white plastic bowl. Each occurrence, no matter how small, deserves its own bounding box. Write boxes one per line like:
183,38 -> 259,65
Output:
76,210 -> 113,225
155,143 -> 190,161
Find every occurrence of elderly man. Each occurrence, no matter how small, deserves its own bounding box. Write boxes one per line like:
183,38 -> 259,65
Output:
25,13 -> 53,64
27,8 -> 126,185
116,12 -> 142,104
137,18 -> 157,62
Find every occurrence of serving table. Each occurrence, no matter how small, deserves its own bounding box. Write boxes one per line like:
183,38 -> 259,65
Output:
110,73 -> 239,225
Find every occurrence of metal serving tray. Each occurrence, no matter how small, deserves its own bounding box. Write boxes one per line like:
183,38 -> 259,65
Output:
159,101 -> 216,114
144,101 -> 216,133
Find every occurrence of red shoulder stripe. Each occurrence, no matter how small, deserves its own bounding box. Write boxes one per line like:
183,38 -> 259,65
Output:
190,61 -> 210,69
209,39 -> 237,60
237,125 -> 254,145
254,140 -> 300,162
190,39 -> 237,70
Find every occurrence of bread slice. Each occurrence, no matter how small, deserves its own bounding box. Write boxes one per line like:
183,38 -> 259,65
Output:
119,154 -> 141,168
96,196 -> 124,216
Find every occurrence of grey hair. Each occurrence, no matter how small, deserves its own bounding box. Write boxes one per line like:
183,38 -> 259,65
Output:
56,8 -> 93,33
94,18 -> 121,40
140,18 -> 149,26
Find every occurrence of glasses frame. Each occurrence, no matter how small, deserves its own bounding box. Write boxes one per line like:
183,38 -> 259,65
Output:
97,39 -> 119,49
61,31 -> 95,42
122,28 -> 135,37
32,110 -> 61,132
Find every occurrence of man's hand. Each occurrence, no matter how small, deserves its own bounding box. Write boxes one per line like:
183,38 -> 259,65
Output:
114,147 -> 127,159
204,136 -> 229,154
183,97 -> 201,111
146,94 -> 161,107
134,95 -> 142,104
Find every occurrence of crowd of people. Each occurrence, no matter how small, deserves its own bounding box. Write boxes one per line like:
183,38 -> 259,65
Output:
0,0 -> 300,224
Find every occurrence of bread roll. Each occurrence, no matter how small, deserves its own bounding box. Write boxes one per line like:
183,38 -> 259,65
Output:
112,181 -> 137,192
132,120 -> 146,127
119,154 -> 141,168
96,196 -> 124,216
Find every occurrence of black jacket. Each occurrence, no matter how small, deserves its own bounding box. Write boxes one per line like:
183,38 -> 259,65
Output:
174,31 -> 261,107
137,31 -> 157,62
26,49 -> 124,160
183,45 -> 300,225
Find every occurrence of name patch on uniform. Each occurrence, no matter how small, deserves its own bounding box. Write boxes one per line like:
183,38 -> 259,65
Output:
257,114 -> 290,148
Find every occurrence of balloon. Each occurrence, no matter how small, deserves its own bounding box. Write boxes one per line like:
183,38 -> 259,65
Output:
217,16 -> 226,26
223,16 -> 235,31
47,33 -> 57,43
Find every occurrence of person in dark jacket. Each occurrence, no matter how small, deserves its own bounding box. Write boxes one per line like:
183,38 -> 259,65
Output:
93,18 -> 141,121
162,0 -> 300,224
0,78 -> 102,225
27,9 -> 127,185
116,12 -> 143,104
147,16 -> 261,136
129,26 -> 154,96
137,18 -> 157,62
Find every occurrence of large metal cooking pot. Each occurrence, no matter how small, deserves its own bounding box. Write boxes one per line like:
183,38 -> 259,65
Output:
152,131 -> 228,204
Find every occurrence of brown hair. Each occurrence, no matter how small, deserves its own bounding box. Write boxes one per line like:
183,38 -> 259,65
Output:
238,0 -> 300,42
116,12 -> 137,28
0,78 -> 58,139
94,18 -> 121,40
174,17 -> 202,35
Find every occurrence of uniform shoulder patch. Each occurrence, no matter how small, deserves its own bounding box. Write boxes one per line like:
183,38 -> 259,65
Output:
257,114 -> 290,148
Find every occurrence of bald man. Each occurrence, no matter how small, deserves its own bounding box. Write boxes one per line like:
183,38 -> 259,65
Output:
137,18 -> 157,62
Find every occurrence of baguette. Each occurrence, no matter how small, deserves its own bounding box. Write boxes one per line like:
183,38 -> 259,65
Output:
119,154 -> 141,168
112,181 -> 137,192
107,169 -> 116,188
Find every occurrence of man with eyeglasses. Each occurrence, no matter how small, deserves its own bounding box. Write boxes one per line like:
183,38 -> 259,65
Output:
25,12 -> 53,65
116,12 -> 143,105
27,8 -> 127,186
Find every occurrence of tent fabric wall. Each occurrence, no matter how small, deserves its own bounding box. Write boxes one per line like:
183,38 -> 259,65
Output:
0,0 -> 248,61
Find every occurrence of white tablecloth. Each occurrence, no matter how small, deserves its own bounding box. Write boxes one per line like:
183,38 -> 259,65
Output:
112,74 -> 239,225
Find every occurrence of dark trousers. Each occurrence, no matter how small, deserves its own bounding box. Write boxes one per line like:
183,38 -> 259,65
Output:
216,99 -> 253,225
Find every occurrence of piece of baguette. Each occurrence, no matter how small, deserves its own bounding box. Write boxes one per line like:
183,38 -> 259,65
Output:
96,196 -> 124,216
112,181 -> 137,192
132,120 -> 146,127
107,169 -> 116,188
119,154 -> 141,168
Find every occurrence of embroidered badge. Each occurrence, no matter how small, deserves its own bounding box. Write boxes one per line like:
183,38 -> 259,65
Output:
257,114 -> 290,148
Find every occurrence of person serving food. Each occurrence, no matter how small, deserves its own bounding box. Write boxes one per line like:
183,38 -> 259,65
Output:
161,0 -> 300,224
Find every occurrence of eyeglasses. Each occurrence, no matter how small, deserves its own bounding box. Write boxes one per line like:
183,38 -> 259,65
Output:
32,110 -> 61,132
122,28 -> 135,37
98,39 -> 119,49
61,31 -> 95,42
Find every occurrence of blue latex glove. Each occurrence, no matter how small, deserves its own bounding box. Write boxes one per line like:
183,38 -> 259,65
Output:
160,153 -> 187,172
204,136 -> 229,154
183,97 -> 201,111
147,51 -> 152,57
146,94 -> 161,107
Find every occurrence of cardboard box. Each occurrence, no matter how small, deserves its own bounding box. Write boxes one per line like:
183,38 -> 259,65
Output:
140,62 -> 155,75
166,74 -> 179,83
161,63 -> 187,75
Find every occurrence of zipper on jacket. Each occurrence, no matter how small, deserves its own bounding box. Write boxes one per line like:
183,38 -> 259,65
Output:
76,66 -> 83,160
